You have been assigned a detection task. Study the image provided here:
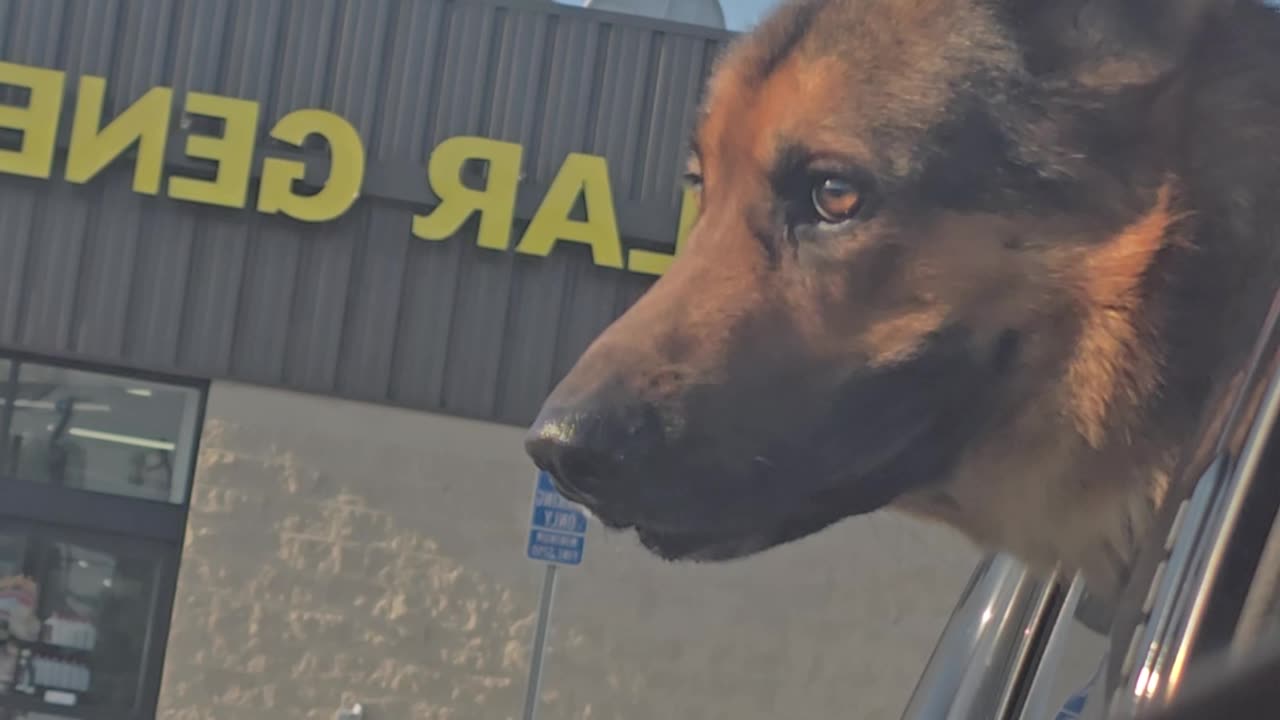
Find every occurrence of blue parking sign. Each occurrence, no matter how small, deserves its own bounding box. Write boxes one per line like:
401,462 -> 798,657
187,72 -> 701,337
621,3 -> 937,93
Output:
526,471 -> 589,566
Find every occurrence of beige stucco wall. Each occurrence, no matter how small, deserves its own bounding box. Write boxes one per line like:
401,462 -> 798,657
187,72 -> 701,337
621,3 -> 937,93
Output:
155,381 -> 980,720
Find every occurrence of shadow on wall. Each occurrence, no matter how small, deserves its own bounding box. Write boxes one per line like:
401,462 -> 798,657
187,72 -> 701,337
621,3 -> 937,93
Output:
156,419 -> 645,720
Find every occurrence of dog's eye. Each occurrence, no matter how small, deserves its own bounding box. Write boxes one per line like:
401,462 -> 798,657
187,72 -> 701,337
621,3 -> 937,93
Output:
812,177 -> 863,223
683,171 -> 704,190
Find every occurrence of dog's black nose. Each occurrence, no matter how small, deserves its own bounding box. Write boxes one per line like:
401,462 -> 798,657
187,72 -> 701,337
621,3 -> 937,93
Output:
524,404 -> 663,506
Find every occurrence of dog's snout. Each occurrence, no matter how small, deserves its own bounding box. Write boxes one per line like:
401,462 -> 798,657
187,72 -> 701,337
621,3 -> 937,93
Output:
524,411 -> 610,503
524,402 -> 666,506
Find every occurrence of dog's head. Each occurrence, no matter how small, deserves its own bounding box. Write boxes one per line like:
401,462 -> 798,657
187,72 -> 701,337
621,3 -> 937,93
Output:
525,0 -> 1227,567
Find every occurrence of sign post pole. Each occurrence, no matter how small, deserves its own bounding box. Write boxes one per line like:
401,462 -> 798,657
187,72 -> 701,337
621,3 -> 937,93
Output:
521,563 -> 558,720
521,470 -> 589,720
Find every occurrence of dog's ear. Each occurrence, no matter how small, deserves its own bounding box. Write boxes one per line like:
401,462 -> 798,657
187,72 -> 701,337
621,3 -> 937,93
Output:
1009,0 -> 1236,84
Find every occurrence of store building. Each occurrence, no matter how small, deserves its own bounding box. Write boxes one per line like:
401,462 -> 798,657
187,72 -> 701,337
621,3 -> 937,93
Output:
0,1 -> 980,718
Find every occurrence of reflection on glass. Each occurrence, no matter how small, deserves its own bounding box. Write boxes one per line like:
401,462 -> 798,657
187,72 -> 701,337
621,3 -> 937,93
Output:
0,362 -> 200,504
0,526 -> 161,716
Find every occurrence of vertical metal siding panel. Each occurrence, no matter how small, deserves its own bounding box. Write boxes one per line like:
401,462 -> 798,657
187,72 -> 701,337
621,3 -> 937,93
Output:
64,1 -> 137,360
113,0 -> 177,103
69,0 -> 159,358
180,0 -> 285,376
162,0 -> 235,372
233,231 -> 300,384
113,0 -> 194,367
492,14 -> 595,423
337,0 -> 446,402
485,7 -> 563,423
442,7 -> 554,418
604,27 -> 677,342
0,2 -> 13,60
13,1 -> 99,355
640,35 -> 699,207
382,0 -> 450,163
19,183 -> 91,352
427,1 -> 508,413
0,179 -> 40,346
178,221 -> 250,375
388,0 -> 491,408
489,8 -> 544,145
271,1 -> 342,110
0,2 -> 66,347
169,0 -> 233,95
531,16 -> 599,183
390,236 -> 468,411
61,0 -> 122,79
230,1 -> 339,384
430,3 -> 500,144
335,211 -> 408,402
609,38 -> 680,322
280,0 -> 366,393
600,27 -> 655,202
1,0 -> 66,67
600,33 -> 708,338
549,20 -> 655,385
283,209 -> 362,393
222,1 -> 290,106
74,179 -> 140,358
122,201 -> 196,366
329,0 -> 394,140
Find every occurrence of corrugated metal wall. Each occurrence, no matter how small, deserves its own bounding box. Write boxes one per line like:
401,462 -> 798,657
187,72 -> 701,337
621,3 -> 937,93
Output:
0,0 -> 731,425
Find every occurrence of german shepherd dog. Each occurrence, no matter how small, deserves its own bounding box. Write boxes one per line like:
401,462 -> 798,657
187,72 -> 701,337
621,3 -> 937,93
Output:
525,0 -> 1280,608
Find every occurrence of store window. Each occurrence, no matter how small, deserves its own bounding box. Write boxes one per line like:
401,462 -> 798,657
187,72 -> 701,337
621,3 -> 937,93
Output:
0,354 -> 203,720
0,362 -> 201,505
0,525 -> 167,720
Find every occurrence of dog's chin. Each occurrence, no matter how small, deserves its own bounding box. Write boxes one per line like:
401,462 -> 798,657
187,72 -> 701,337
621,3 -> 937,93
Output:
634,525 -> 779,562
632,520 -> 778,561
630,501 -> 866,563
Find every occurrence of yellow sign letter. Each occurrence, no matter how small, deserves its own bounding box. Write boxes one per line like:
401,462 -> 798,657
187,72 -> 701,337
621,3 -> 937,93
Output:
413,136 -> 523,250
258,109 -> 366,222
0,61 -> 66,179
168,92 -> 259,209
66,78 -> 173,195
516,153 -> 624,269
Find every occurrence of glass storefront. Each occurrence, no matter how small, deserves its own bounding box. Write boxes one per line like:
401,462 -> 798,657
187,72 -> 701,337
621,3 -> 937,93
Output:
0,355 -> 204,720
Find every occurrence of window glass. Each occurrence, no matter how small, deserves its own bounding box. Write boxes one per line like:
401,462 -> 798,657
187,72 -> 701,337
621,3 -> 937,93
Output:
1,362 -> 201,505
0,525 -> 165,717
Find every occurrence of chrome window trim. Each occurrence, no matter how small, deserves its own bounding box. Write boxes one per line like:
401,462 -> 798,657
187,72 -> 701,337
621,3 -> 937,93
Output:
901,554 -> 1061,720
1117,290 -> 1280,717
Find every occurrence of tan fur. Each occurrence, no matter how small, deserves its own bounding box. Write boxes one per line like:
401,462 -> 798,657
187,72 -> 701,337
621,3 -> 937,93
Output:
864,306 -> 950,366
1065,183 -> 1186,447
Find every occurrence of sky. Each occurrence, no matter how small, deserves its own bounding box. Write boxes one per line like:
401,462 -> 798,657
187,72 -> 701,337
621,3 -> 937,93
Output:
716,0 -> 782,30
555,0 -> 783,31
